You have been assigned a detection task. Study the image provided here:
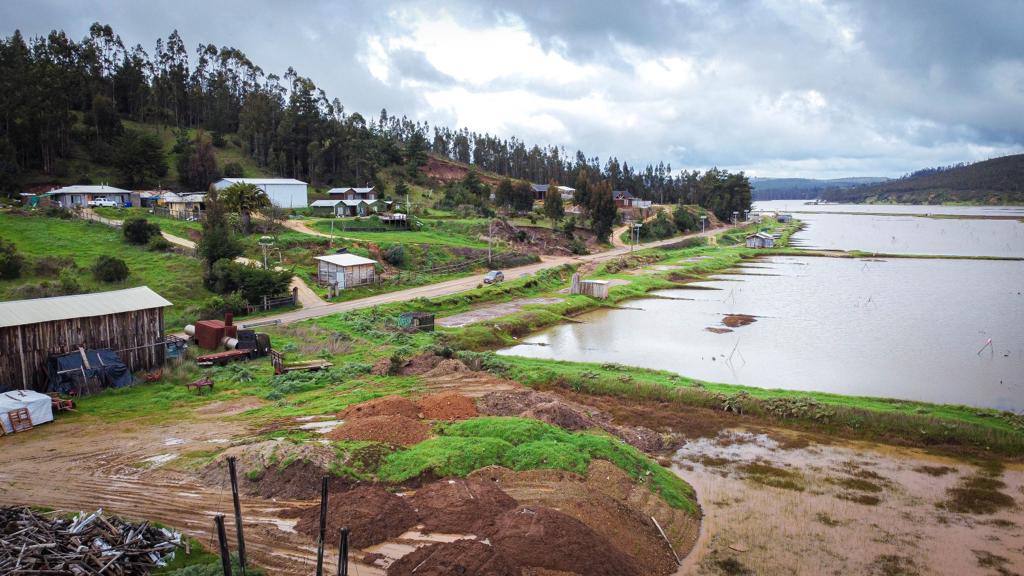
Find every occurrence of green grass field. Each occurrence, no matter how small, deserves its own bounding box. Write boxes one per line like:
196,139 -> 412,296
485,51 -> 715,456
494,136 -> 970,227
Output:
0,212 -> 213,329
310,218 -> 489,247
92,207 -> 202,240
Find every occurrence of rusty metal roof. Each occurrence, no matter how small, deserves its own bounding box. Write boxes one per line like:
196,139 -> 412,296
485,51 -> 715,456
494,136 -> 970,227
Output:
0,286 -> 172,328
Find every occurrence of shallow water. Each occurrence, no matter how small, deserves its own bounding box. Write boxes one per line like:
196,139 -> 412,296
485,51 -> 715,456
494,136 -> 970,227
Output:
499,256 -> 1024,411
754,200 -> 1024,217
787,211 -> 1024,257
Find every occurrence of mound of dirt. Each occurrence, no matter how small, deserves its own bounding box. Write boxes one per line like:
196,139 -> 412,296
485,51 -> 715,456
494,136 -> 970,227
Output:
370,357 -> 394,376
522,401 -> 596,431
200,441 -> 344,500
490,507 -> 643,576
399,353 -> 444,376
722,314 -> 757,328
422,359 -> 469,378
410,478 -> 518,534
292,486 -> 417,549
326,415 -> 430,446
387,540 -> 518,576
338,395 -> 420,420
417,393 -> 479,421
477,389 -> 555,417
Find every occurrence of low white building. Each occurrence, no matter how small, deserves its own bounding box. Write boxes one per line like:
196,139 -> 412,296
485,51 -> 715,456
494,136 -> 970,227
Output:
214,178 -> 308,208
43,185 -> 131,208
313,253 -> 378,289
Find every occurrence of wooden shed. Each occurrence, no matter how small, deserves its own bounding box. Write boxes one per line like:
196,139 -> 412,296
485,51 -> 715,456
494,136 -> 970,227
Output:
0,286 -> 173,392
314,253 -> 378,289
746,232 -> 776,249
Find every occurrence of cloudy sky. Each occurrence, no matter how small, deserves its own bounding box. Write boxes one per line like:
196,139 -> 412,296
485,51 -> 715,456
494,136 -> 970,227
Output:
4,0 -> 1023,178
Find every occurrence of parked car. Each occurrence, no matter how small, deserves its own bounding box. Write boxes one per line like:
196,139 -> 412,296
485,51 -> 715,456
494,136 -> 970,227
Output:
88,197 -> 119,208
483,270 -> 504,284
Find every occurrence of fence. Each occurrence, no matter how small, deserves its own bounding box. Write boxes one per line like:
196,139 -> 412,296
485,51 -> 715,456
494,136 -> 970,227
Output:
151,205 -> 207,222
243,289 -> 298,314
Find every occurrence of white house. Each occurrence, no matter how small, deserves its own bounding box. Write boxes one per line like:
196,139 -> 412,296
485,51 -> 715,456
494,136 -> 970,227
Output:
214,178 -> 308,208
43,185 -> 131,208
745,232 -> 776,249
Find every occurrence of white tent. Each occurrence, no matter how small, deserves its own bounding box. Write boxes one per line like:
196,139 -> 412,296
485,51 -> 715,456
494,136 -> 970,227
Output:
0,390 -> 53,433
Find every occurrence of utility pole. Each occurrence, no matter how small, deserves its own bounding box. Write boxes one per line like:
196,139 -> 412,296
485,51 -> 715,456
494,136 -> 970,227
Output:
488,219 -> 493,264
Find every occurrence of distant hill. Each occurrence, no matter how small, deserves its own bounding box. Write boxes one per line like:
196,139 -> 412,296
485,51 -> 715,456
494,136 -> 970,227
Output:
821,154 -> 1024,204
751,176 -> 888,200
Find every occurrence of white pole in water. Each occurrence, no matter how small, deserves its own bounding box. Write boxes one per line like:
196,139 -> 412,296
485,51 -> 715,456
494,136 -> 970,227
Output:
977,338 -> 994,355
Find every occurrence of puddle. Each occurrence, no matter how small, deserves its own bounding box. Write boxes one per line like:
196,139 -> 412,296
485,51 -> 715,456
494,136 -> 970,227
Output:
142,453 -> 178,467
164,438 -> 185,446
298,419 -> 343,433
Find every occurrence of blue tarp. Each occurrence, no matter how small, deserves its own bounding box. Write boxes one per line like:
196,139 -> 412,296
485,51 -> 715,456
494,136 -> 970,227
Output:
46,348 -> 132,395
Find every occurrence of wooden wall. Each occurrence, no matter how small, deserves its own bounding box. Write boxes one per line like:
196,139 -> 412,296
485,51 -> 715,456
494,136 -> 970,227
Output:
0,308 -> 166,392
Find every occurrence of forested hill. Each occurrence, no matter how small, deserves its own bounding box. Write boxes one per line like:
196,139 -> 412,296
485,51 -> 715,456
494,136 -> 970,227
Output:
0,24 -> 743,209
751,177 -> 887,201
821,155 -> 1024,204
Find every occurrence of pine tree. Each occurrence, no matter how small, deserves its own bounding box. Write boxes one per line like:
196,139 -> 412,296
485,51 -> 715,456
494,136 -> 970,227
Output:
543,179 -> 564,222
589,181 -> 617,242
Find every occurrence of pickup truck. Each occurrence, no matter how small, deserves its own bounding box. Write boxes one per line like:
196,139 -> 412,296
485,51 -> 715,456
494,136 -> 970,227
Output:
88,197 -> 119,208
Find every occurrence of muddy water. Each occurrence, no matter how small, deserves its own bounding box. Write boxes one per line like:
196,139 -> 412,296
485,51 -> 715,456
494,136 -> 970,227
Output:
672,429 -> 1024,575
500,256 -> 1024,411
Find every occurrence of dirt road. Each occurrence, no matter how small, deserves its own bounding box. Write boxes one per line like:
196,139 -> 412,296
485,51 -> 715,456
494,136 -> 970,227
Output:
0,401 -> 379,576
79,209 -> 326,309
234,225 -> 729,328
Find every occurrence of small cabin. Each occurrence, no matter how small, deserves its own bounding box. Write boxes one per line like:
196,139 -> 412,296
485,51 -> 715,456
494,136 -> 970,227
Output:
777,214 -> 793,223
314,253 -> 378,289
745,232 -> 775,249
310,199 -> 344,217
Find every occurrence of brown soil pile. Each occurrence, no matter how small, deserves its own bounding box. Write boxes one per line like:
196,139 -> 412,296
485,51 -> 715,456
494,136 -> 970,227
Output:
387,540 -> 518,576
490,507 -> 643,576
292,486 -> 417,549
369,357 -> 393,376
722,314 -> 757,328
200,441 -> 346,500
399,352 -> 444,376
417,393 -> 479,421
338,395 -> 420,420
422,358 -> 469,378
326,415 -> 430,446
410,478 -> 518,534
522,401 -> 596,431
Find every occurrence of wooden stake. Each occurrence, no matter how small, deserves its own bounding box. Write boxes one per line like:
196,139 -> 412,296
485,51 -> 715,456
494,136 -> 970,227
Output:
315,476 -> 329,576
227,456 -> 247,575
336,527 -> 349,576
214,514 -> 232,576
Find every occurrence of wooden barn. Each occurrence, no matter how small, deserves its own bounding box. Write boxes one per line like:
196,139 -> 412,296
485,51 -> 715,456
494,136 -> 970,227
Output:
0,287 -> 172,392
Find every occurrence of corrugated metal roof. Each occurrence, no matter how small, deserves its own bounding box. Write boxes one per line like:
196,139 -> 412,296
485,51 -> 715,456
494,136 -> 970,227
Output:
0,286 -> 172,329
217,178 -> 308,186
327,187 -> 375,195
43,184 -> 131,195
313,254 -> 378,267
311,199 -> 343,207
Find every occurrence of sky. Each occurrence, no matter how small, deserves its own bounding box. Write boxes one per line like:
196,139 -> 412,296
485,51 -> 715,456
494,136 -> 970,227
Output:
3,0 -> 1023,179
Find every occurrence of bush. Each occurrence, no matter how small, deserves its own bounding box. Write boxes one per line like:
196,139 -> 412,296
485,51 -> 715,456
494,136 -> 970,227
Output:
197,292 -> 248,319
123,218 -> 161,245
208,260 -> 292,304
222,162 -> 244,178
43,205 -> 72,219
383,245 -> 406,267
59,269 -> 82,294
33,255 -> 75,277
147,235 -> 172,252
91,255 -> 129,282
0,238 -> 25,279
569,238 -> 588,255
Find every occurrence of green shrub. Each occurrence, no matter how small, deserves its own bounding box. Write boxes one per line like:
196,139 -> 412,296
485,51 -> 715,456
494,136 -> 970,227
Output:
197,292 -> 248,318
383,244 -> 406,266
91,255 -> 129,282
122,217 -> 161,245
59,268 -> 82,294
504,440 -> 589,474
147,235 -> 172,252
208,260 -> 292,303
0,238 -> 25,279
379,437 -> 513,481
32,255 -> 75,277
222,161 -> 244,178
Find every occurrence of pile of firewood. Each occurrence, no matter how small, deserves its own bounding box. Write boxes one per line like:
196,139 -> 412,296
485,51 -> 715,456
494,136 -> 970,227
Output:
0,506 -> 182,574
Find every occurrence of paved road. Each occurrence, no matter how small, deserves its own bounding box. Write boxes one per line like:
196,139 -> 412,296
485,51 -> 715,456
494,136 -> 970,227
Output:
233,225 -> 730,328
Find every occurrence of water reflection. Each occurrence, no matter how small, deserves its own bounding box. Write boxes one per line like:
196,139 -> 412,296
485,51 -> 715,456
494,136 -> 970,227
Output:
499,257 -> 1024,411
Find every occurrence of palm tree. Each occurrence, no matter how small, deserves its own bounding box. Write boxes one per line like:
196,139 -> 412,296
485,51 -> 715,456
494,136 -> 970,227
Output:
219,182 -> 270,233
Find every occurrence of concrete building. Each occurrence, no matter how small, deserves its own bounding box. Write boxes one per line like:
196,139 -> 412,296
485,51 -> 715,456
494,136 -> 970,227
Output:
213,178 -> 308,208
